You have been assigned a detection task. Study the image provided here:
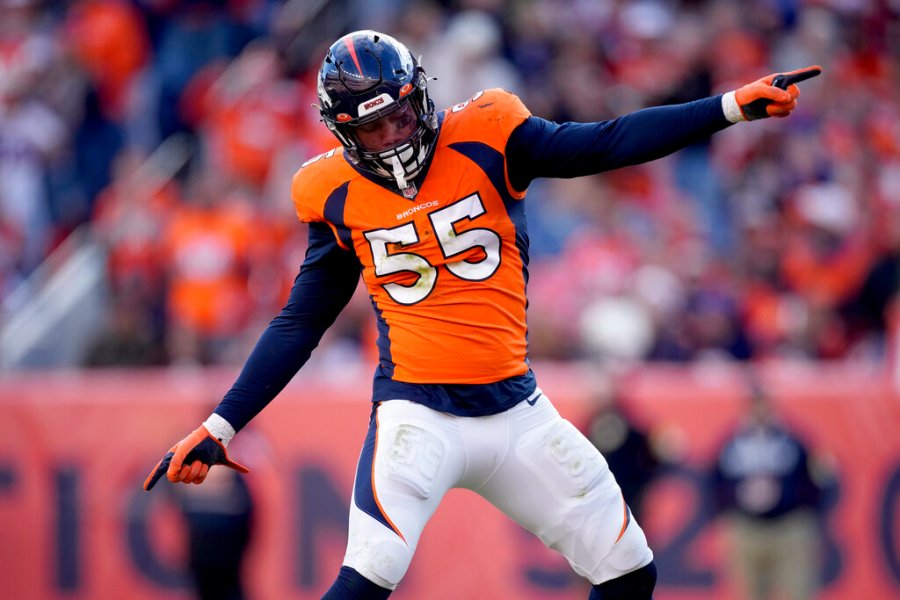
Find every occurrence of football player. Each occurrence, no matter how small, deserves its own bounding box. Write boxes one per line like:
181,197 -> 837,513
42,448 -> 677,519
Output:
145,30 -> 820,600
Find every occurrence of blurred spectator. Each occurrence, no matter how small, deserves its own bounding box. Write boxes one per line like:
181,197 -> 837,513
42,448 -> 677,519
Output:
82,285 -> 166,367
171,415 -> 268,600
188,40 -> 312,193
780,181 -> 872,358
92,146 -> 178,301
145,0 -> 257,142
392,0 -> 444,57
0,0 -> 67,276
711,382 -> 826,600
679,278 -> 754,361
425,10 -> 522,108
162,173 -> 260,365
782,182 -> 869,307
843,199 -> 900,358
64,0 -> 150,120
90,145 -> 180,359
583,378 -> 662,522
57,0 -> 148,225
175,467 -> 254,600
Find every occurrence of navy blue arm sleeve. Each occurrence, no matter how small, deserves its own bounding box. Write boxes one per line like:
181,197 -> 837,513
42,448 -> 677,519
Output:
213,222 -> 361,432
506,96 -> 731,190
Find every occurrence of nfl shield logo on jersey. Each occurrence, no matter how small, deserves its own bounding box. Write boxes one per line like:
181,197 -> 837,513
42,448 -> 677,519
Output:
401,183 -> 418,199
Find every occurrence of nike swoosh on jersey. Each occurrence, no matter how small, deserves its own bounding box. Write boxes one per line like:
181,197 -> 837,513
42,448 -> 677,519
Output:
526,391 -> 544,406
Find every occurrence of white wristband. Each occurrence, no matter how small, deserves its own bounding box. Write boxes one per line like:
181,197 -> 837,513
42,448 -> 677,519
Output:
722,90 -> 745,123
203,413 -> 236,447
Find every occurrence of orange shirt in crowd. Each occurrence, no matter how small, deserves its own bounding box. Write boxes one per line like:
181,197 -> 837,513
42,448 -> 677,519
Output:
65,0 -> 149,118
93,180 -> 179,294
163,198 -> 257,336
781,233 -> 872,309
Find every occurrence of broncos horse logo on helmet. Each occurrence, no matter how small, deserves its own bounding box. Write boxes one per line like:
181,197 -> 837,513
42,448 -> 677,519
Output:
316,30 -> 438,195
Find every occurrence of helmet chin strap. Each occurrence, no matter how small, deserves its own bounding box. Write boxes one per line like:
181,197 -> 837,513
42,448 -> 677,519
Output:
391,156 -> 408,189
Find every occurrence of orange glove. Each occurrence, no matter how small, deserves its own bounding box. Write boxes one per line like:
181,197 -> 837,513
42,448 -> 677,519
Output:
734,65 -> 822,120
143,425 -> 249,490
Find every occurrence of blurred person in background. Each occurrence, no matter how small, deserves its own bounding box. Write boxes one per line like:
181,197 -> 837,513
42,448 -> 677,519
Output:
144,28 -> 820,600
185,40 -> 300,193
143,0 -> 259,143
0,0 -> 67,279
81,285 -> 166,367
60,0 -> 147,223
779,181 -> 871,358
88,146 -> 179,360
711,382 -> 827,600
425,9 -> 522,109
64,0 -> 150,122
175,464 -> 255,600
843,197 -> 900,359
584,377 -> 663,523
171,406 -> 271,600
161,172 -> 260,366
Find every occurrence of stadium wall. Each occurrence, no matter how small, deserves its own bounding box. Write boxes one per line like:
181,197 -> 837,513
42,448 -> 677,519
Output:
0,362 -> 898,600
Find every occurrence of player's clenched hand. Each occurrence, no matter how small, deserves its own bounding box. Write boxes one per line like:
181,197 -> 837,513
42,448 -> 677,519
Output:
143,425 -> 249,491
733,65 -> 822,121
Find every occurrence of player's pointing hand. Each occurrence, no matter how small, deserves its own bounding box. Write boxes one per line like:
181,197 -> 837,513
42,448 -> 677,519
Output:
144,424 -> 249,491
728,65 -> 823,121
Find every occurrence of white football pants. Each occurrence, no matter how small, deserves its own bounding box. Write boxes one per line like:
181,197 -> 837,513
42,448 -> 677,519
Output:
342,392 -> 653,590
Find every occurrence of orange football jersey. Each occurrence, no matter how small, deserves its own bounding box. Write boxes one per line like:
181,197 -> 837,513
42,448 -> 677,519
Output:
291,89 -> 532,384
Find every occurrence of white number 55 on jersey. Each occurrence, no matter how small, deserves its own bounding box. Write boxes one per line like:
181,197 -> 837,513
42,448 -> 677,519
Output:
364,193 -> 502,305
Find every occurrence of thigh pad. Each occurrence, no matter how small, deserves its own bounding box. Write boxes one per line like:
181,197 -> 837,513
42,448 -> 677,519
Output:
517,418 -> 611,502
382,423 -> 446,500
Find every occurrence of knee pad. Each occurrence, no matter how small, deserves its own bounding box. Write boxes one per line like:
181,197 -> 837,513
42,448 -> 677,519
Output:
589,561 -> 657,600
344,536 -> 412,590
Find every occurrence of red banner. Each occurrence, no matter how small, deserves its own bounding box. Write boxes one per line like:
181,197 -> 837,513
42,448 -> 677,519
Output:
0,362 -> 898,600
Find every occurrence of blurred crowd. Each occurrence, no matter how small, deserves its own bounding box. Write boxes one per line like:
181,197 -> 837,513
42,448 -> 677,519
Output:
1,0 -> 898,368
